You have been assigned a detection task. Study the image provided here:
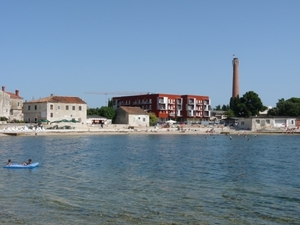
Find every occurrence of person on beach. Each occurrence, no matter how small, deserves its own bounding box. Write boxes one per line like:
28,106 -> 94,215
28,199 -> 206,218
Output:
22,159 -> 32,166
7,159 -> 11,165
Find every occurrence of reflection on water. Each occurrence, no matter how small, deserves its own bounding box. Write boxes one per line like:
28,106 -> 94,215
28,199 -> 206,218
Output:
1,134 -> 300,224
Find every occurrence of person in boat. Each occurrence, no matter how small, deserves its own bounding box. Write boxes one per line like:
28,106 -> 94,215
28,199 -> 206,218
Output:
22,159 -> 32,166
7,159 -> 11,165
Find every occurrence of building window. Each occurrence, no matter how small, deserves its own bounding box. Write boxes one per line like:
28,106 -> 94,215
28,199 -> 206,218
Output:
58,106 -> 60,110
266,120 -> 270,124
72,106 -> 75,110
50,113 -> 53,117
241,121 -> 244,125
79,106 -> 82,110
143,118 -> 145,122
66,105 -> 69,110
28,105 -> 31,110
256,120 -> 260,124
18,102 -> 20,106
50,105 -> 53,110
35,105 -> 37,110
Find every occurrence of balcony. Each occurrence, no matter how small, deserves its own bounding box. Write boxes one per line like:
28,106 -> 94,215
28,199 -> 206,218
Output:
187,111 -> 194,117
203,100 -> 210,105
158,97 -> 167,104
204,105 -> 210,111
187,106 -> 195,110
177,110 -> 182,117
203,111 -> 211,117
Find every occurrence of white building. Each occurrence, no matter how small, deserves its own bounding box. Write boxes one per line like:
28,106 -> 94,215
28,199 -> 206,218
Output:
0,86 -> 23,121
23,94 -> 87,123
0,88 -> 11,119
114,106 -> 149,127
237,116 -> 297,131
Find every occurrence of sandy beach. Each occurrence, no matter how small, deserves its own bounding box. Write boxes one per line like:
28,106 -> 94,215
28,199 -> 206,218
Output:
1,123 -> 299,137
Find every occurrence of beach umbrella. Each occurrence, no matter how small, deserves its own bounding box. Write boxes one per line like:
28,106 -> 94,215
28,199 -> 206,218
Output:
166,119 -> 176,124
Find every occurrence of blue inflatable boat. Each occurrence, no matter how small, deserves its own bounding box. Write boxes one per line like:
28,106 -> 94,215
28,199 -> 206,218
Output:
3,162 -> 39,169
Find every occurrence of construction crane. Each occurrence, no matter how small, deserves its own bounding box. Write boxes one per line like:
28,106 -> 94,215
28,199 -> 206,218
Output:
84,91 -> 149,96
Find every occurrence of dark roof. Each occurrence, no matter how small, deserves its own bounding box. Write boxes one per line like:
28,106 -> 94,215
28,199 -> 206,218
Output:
119,106 -> 148,115
27,95 -> 87,104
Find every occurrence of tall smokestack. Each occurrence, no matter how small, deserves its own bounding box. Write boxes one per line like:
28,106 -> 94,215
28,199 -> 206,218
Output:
232,57 -> 239,98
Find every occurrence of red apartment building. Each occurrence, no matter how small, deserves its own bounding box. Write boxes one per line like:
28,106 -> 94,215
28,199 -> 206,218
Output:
112,93 -> 211,122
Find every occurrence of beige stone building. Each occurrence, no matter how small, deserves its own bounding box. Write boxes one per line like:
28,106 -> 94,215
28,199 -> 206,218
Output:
23,94 -> 87,123
114,106 -> 149,127
0,86 -> 23,121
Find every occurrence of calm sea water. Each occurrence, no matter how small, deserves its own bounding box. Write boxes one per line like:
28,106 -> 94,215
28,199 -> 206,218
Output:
0,134 -> 300,225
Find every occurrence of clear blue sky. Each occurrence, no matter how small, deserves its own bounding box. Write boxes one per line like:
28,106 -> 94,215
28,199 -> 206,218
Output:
1,0 -> 299,108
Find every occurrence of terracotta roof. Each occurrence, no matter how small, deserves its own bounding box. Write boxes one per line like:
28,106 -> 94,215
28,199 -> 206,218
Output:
27,95 -> 87,104
119,106 -> 148,115
5,92 -> 23,99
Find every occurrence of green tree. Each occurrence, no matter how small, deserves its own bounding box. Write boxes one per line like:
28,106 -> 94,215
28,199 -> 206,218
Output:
268,98 -> 300,116
214,105 -> 221,110
229,95 -> 240,116
99,106 -> 116,119
87,107 -> 100,115
230,91 -> 266,117
214,104 -> 230,111
149,112 -> 158,126
224,109 -> 235,117
221,104 -> 230,111
107,99 -> 114,107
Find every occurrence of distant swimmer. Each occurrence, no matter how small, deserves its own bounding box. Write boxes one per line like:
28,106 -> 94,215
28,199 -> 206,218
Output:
230,136 -> 232,140
6,159 -> 11,165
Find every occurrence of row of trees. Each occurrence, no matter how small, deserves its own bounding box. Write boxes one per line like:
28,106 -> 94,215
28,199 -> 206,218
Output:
87,100 -> 116,119
268,98 -> 300,116
214,91 -> 300,117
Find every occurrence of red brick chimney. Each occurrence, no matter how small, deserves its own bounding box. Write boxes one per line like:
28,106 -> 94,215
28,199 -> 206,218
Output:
2,86 -> 5,92
15,90 -> 19,96
232,57 -> 240,98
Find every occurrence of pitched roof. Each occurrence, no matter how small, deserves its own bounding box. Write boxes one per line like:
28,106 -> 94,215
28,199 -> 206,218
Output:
27,95 -> 87,104
119,106 -> 148,115
5,91 -> 23,99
